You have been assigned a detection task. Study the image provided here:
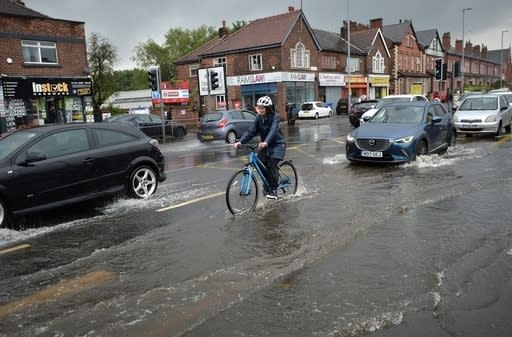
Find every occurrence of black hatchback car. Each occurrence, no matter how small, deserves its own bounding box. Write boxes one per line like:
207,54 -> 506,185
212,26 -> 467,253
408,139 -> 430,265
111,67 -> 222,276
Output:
0,123 -> 166,227
104,113 -> 187,140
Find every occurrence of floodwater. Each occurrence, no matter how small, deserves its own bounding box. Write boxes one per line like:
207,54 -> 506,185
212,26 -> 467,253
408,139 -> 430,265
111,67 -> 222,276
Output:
1,117 -> 511,337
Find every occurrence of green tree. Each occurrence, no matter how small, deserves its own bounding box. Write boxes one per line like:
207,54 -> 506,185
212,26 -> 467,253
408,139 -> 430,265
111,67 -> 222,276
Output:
132,25 -> 217,81
88,32 -> 118,121
113,69 -> 149,91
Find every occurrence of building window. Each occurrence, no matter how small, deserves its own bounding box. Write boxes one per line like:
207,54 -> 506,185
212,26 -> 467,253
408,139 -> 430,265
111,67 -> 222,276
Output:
347,57 -> 359,72
249,54 -> 262,71
216,95 -> 226,110
189,64 -> 199,77
291,42 -> 310,69
213,57 -> 226,67
322,55 -> 336,70
372,51 -> 384,73
22,40 -> 58,64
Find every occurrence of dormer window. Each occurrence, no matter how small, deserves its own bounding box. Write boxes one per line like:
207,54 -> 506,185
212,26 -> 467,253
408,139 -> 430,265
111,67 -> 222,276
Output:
291,42 -> 310,69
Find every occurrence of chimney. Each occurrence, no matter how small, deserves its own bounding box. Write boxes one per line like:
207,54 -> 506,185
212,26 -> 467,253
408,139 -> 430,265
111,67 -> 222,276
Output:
340,20 -> 348,40
370,18 -> 383,29
481,45 -> 487,58
218,20 -> 228,39
15,0 -> 25,5
442,32 -> 451,49
473,44 -> 480,56
465,41 -> 472,55
288,6 -> 295,12
455,39 -> 463,52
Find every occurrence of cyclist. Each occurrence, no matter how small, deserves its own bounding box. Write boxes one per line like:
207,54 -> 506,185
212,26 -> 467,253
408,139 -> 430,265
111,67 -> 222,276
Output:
233,96 -> 286,199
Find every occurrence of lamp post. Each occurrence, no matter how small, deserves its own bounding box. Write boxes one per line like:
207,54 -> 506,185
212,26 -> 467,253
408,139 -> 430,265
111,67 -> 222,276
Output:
461,7 -> 471,93
347,0 -> 351,100
501,30 -> 508,88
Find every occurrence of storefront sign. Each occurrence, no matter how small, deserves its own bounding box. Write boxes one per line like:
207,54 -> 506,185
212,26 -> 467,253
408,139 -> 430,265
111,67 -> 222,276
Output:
368,76 -> 390,86
1,77 -> 92,99
319,73 -> 345,86
227,71 -> 315,87
152,89 -> 189,104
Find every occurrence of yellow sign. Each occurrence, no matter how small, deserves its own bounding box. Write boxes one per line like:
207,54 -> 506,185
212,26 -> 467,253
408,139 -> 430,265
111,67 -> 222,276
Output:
369,76 -> 389,85
77,88 -> 91,96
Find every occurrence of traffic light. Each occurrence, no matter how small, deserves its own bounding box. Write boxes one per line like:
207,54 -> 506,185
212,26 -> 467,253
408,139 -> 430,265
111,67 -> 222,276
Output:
148,68 -> 158,91
210,70 -> 219,90
435,59 -> 442,80
442,63 -> 448,80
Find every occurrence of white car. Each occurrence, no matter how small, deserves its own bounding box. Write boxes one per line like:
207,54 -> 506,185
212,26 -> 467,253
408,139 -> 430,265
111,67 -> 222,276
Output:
453,94 -> 512,137
298,101 -> 333,119
360,94 -> 428,124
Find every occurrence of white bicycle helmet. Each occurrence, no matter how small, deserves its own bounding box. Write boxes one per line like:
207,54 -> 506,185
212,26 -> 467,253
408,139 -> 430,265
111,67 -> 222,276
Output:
256,96 -> 273,106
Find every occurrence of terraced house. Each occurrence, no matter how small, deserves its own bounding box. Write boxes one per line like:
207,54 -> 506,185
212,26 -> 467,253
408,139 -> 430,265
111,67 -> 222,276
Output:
176,7 -> 510,119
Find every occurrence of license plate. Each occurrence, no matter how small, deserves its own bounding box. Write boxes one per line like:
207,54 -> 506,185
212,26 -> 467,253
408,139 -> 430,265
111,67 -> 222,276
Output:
362,150 -> 383,158
462,124 -> 479,128
202,134 -> 214,140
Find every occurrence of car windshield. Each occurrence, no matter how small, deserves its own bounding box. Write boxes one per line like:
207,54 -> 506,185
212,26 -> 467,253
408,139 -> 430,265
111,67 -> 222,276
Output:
459,97 -> 498,110
0,129 -> 40,160
201,113 -> 223,122
370,105 -> 424,123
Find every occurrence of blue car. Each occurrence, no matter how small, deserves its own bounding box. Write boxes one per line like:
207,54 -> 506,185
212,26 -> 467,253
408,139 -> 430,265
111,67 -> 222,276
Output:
346,101 -> 456,163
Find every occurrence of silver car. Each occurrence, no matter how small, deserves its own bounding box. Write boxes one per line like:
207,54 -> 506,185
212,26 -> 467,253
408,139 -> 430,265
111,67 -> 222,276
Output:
197,109 -> 256,144
453,94 -> 512,137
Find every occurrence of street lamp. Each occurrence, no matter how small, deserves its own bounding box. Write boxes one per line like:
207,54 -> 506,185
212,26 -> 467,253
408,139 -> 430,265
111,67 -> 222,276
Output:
461,7 -> 471,93
501,30 -> 508,88
347,0 -> 351,99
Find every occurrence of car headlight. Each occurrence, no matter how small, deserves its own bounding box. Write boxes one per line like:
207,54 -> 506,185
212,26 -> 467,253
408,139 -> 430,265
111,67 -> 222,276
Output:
485,115 -> 497,122
394,135 -> 414,144
347,134 -> 355,143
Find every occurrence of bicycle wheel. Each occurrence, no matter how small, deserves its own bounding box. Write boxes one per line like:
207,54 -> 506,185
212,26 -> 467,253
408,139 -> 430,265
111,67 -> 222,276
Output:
226,169 -> 259,215
277,161 -> 298,197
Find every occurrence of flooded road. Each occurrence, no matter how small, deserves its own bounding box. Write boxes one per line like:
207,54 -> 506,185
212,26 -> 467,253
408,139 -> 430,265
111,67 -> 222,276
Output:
1,115 -> 511,337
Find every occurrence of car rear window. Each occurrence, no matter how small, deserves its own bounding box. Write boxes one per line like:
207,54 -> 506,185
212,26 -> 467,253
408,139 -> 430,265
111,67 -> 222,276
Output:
201,113 -> 223,122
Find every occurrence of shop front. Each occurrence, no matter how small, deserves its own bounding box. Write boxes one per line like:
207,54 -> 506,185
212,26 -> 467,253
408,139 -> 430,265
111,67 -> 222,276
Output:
1,76 -> 93,132
318,73 -> 344,108
368,75 -> 390,99
227,71 -> 316,118
344,75 -> 368,99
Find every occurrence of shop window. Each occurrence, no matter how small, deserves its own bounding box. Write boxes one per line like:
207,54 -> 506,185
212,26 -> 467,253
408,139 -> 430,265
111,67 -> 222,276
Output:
22,40 -> 58,64
249,54 -> 262,71
291,42 -> 310,69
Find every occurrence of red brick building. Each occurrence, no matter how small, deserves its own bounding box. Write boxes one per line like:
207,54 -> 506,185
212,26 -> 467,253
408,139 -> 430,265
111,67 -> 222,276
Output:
0,0 -> 92,132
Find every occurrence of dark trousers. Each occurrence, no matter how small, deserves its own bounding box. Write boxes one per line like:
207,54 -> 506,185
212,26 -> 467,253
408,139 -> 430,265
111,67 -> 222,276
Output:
258,150 -> 280,191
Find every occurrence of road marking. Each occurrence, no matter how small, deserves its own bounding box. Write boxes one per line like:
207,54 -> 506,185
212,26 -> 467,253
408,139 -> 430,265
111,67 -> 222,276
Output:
0,243 -> 31,256
156,191 -> 225,212
0,270 -> 116,319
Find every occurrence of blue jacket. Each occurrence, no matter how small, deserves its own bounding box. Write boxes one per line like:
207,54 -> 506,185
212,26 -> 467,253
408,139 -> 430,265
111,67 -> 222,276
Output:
240,112 -> 286,160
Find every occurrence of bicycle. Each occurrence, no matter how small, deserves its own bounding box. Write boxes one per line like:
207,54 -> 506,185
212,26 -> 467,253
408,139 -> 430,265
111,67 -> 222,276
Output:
226,144 -> 298,215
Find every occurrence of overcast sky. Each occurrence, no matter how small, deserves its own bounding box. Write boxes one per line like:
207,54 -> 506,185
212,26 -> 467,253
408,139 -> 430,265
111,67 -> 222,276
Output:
23,0 -> 512,70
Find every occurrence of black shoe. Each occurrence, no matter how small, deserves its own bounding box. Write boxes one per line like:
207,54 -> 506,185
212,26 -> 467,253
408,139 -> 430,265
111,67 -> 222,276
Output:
265,190 -> 278,200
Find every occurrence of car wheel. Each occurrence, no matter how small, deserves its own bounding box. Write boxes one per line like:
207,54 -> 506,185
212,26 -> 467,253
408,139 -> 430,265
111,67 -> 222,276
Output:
127,165 -> 158,198
415,140 -> 428,158
0,198 -> 9,228
226,131 -> 237,144
329,111 -> 333,117
174,127 -> 185,139
495,122 -> 502,137
315,113 -> 319,119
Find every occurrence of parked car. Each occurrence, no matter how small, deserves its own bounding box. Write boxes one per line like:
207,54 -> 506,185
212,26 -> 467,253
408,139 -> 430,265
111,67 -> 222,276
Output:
0,123 -> 167,227
197,109 -> 257,144
297,101 -> 333,119
452,92 -> 484,111
488,91 -> 512,107
336,97 -> 360,115
453,94 -> 512,137
104,113 -> 187,140
346,101 -> 456,163
360,94 -> 428,124
349,99 -> 380,127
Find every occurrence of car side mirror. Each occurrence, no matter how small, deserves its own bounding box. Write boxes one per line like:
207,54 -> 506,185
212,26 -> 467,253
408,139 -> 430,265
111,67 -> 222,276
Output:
17,151 -> 47,166
501,105 -> 508,111
362,115 -> 371,122
431,116 -> 443,124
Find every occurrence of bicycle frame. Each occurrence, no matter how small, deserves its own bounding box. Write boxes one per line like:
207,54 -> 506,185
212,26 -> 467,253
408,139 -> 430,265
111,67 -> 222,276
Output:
244,150 -> 271,193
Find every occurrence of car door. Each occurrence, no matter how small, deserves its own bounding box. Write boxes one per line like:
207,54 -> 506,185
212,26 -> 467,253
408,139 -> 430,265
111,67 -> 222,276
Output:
425,105 -> 443,150
9,128 -> 94,210
433,105 -> 452,144
498,96 -> 512,127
